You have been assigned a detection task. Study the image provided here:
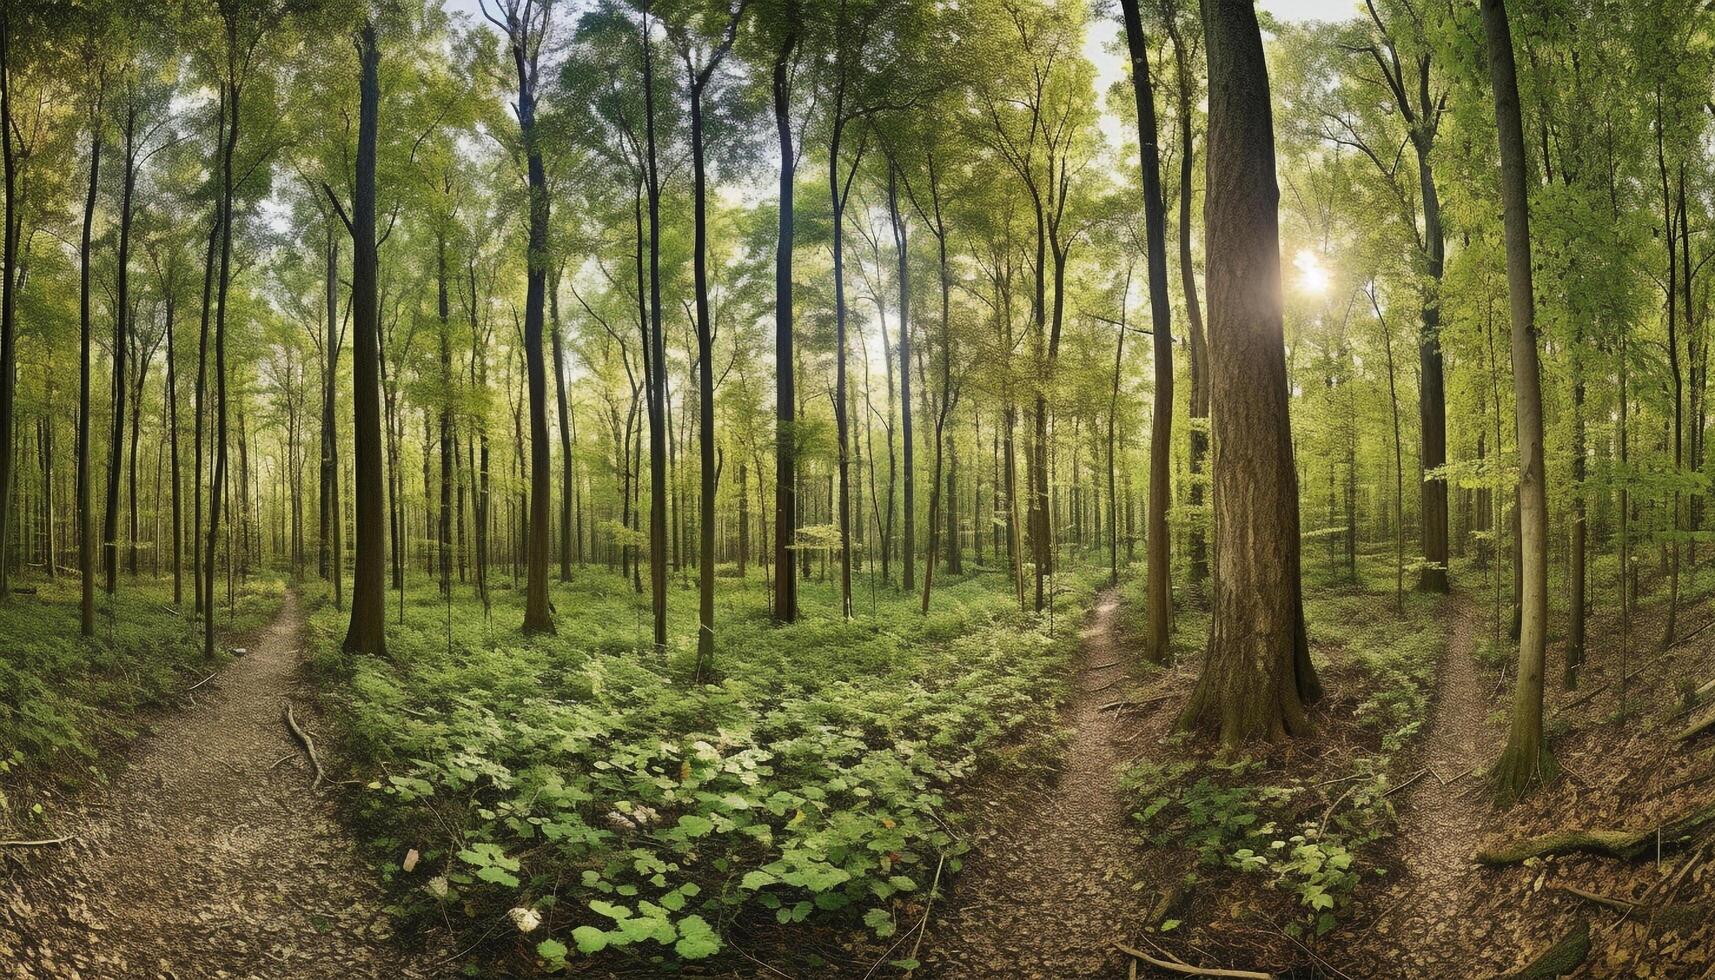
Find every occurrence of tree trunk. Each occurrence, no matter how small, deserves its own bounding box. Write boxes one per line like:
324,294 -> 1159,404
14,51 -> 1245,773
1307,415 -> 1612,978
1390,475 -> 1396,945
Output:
1179,0 -> 1321,748
642,11 -> 668,646
77,74 -> 104,636
1482,0 -> 1553,804
341,19 -> 386,655
771,24 -> 799,624
106,102 -> 138,593
1122,0 -> 1174,660
550,266 -> 573,582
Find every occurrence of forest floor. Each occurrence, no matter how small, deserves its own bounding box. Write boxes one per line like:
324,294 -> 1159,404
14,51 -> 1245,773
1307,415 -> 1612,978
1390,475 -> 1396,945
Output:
0,592 -> 448,979
923,588 -> 1152,977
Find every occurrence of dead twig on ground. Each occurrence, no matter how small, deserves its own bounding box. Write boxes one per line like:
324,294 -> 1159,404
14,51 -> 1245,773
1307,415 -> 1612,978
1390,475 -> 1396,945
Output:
1551,884 -> 1639,912
0,835 -> 75,847
284,702 -> 325,790
185,671 -> 218,693
1115,942 -> 1273,979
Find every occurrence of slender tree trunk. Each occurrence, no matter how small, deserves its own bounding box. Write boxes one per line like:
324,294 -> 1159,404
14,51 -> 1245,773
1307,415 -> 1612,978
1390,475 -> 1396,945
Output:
341,19 -> 386,655
77,75 -> 104,637
106,103 -> 138,593
642,10 -> 668,646
0,11 -> 16,602
1123,0 -> 1175,659
1179,0 -> 1321,748
550,266 -> 573,582
1482,0 -> 1553,804
771,24 -> 799,623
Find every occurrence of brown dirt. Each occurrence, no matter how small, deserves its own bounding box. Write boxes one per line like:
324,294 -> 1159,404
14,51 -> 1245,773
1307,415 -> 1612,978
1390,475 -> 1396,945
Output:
1365,594 -> 1516,977
922,588 -> 1151,978
0,593 -> 451,979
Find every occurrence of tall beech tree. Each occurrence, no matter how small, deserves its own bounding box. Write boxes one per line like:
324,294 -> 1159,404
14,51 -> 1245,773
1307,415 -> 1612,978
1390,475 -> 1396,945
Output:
1482,0 -> 1551,804
1179,0 -> 1321,747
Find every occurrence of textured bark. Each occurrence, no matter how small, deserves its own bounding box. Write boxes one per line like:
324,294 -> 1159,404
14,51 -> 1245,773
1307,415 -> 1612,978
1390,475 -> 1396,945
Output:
1121,0 -> 1174,661
1179,0 -> 1320,748
1482,0 -> 1552,804
341,20 -> 386,655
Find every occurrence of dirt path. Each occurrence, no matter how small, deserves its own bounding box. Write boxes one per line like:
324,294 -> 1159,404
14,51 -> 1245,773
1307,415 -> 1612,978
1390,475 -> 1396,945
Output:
0,593 -> 449,979
1369,595 -> 1505,977
923,589 -> 1149,978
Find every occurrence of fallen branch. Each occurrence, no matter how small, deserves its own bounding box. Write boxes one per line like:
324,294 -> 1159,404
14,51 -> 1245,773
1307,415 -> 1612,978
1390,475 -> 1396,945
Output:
0,835 -> 74,848
185,671 -> 218,693
1502,919 -> 1588,979
1676,702 -> 1715,742
1476,801 -> 1715,864
1100,692 -> 1175,712
1551,884 -> 1638,912
283,702 -> 325,790
1114,943 -> 1272,979
1383,768 -> 1429,798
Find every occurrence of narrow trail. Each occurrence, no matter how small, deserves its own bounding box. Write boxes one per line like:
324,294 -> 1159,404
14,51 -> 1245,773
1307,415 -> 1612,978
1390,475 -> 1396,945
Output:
0,594 -> 448,979
924,589 -> 1149,978
1370,594 -> 1503,977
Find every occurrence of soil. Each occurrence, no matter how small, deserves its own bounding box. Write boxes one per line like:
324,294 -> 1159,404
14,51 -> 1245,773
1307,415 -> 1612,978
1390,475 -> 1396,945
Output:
0,593 -> 451,980
922,588 -> 1154,978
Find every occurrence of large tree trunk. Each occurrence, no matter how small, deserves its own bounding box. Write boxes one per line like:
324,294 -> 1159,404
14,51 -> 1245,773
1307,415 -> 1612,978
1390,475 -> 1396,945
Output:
1179,0 -> 1321,748
1482,0 -> 1552,804
1122,0 -> 1174,660
341,19 -> 386,655
323,228 -> 342,610
1164,13 -> 1208,589
1416,151 -> 1450,593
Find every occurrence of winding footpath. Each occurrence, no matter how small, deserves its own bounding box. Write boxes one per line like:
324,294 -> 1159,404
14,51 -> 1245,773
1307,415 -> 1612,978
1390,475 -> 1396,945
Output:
924,589 -> 1152,978
0,594 -> 448,979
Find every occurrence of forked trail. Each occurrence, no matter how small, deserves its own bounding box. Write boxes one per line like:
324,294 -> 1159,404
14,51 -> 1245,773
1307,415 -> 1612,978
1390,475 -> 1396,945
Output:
924,589 -> 1151,978
0,594 -> 446,979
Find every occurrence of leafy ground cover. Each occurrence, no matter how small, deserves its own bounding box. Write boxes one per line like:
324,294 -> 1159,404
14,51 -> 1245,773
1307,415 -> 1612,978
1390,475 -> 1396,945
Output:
1110,550 -> 1447,968
303,563 -> 1098,975
0,574 -> 284,814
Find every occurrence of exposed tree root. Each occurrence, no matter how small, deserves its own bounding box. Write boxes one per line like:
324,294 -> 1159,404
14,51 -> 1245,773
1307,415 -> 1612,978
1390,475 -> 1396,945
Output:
1475,802 -> 1715,864
1677,702 -> 1715,742
1502,919 -> 1588,979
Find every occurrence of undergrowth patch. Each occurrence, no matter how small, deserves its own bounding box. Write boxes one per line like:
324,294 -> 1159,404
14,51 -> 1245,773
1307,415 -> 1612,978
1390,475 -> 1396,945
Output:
306,566 -> 1097,974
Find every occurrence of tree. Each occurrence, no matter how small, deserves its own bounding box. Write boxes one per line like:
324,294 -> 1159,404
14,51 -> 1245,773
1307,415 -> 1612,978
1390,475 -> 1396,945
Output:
1482,0 -> 1551,804
333,15 -> 387,656
1178,0 -> 1321,748
485,0 -> 556,634
1119,0 -> 1173,661
670,0 -> 746,675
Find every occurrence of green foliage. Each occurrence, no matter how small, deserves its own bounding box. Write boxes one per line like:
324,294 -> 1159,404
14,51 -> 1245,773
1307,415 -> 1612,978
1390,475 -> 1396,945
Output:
1124,756 -> 1390,936
0,575 -> 285,799
310,568 -> 1095,967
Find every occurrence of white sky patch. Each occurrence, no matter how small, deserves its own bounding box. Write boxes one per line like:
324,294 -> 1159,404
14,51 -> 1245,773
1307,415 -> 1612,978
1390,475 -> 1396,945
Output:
1294,249 -> 1330,294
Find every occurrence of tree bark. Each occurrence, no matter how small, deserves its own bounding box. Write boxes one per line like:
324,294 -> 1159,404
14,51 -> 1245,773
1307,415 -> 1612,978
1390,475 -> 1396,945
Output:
341,18 -> 386,655
1122,0 -> 1174,660
1179,0 -> 1321,748
1482,0 -> 1552,804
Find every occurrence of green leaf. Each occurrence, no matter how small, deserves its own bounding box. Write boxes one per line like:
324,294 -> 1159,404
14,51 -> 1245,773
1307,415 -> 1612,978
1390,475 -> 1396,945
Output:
673,914 -> 721,959
536,939 -> 568,961
571,926 -> 609,954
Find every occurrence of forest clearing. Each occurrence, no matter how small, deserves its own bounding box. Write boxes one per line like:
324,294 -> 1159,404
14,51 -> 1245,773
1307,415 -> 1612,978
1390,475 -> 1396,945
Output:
2,0 -> 1715,976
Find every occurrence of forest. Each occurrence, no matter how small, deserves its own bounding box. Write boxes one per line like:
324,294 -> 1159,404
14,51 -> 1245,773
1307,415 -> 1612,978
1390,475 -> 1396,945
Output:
0,0 -> 1713,976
